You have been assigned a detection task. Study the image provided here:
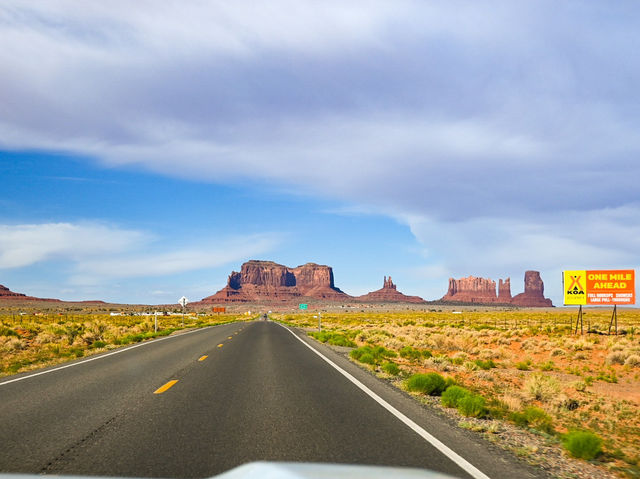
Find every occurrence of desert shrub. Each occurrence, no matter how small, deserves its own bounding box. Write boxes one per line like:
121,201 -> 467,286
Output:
571,340 -> 593,351
596,369 -> 617,383
91,340 -> 107,349
381,361 -> 400,375
474,359 -> 496,370
538,360 -> 555,371
441,385 -> 471,408
2,337 -> 24,351
398,346 -> 422,360
515,360 -> 532,370
563,431 -> 603,460
624,354 -> 640,367
406,372 -> 446,395
551,348 -> 566,356
606,351 -> 627,365
464,361 -> 479,371
358,353 -> 375,365
524,373 -> 560,402
422,349 -> 433,358
308,331 -> 356,347
457,394 -> 487,418
0,326 -> 20,337
510,407 -> 554,433
350,345 -> 395,365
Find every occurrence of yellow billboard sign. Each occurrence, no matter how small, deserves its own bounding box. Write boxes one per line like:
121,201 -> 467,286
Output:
563,270 -> 635,305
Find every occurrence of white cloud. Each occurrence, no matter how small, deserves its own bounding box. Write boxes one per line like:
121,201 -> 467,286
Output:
0,222 -> 281,287
70,233 -> 281,284
0,223 -> 146,268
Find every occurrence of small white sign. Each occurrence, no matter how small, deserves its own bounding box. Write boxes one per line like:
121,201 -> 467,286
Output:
178,296 -> 189,307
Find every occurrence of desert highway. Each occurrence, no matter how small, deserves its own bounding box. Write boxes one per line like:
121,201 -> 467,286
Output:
0,320 -> 546,478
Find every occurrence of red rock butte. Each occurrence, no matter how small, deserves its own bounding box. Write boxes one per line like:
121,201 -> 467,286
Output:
198,260 -> 350,303
357,276 -> 426,303
440,271 -> 552,307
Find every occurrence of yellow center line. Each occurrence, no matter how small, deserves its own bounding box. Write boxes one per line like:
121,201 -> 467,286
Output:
198,355 -> 208,361
154,380 -> 178,394
227,336 -> 232,339
217,344 -> 223,348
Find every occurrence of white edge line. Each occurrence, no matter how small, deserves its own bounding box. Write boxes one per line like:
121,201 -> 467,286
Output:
0,325 -> 221,387
277,323 -> 491,479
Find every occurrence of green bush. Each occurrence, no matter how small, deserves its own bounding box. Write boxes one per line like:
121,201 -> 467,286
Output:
399,346 -> 422,361
457,394 -> 487,418
381,361 -> 400,375
441,385 -> 471,408
350,345 -> 396,365
358,353 -> 375,365
563,430 -> 603,460
510,407 -> 554,433
515,360 -> 532,370
308,331 -> 356,347
474,359 -> 496,370
0,326 -> 20,337
91,340 -> 107,349
406,373 -> 446,395
422,349 -> 433,358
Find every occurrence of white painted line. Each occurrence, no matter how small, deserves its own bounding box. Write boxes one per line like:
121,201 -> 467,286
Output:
0,326 -> 217,387
278,323 -> 491,479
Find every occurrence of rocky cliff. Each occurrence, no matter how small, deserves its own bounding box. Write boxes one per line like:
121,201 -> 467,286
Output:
441,276 -> 500,303
510,271 -> 553,307
440,272 -> 552,307
498,278 -> 512,302
199,260 -> 350,303
357,276 -> 426,303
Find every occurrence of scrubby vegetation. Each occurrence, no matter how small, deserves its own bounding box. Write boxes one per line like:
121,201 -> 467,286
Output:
0,311 -> 243,376
287,308 -> 640,476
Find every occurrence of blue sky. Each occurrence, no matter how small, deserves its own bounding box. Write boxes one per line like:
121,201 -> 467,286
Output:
1,1 -> 640,305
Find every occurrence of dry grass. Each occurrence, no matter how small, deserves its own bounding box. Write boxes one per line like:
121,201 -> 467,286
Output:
0,311 -> 245,377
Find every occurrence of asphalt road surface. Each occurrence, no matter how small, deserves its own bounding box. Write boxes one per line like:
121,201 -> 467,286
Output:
0,320 -> 547,478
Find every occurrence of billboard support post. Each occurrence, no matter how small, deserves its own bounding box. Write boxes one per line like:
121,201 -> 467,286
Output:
574,305 -> 583,335
608,305 -> 618,336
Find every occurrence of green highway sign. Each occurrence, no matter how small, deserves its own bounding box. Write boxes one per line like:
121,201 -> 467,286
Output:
299,303 -> 308,310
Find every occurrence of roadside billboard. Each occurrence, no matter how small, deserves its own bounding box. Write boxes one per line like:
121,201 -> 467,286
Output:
563,270 -> 635,305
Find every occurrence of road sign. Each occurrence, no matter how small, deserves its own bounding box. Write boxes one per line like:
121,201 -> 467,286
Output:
563,270 -> 635,305
299,303 -> 308,310
179,296 -> 189,308
212,307 -> 226,313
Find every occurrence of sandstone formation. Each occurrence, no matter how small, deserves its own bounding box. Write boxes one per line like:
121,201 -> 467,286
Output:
440,271 -> 552,307
510,271 -> 553,307
357,276 -> 426,303
498,278 -> 512,302
441,276 -> 500,303
0,284 -> 60,302
199,260 -> 351,303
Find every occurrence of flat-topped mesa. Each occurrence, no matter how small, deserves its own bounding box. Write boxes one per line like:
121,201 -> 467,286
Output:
441,276 -> 499,303
511,271 -> 553,307
357,276 -> 426,303
199,260 -> 350,303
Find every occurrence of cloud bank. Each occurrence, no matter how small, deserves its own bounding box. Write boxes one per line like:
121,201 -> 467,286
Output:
2,1 -> 639,295
0,223 -> 280,286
